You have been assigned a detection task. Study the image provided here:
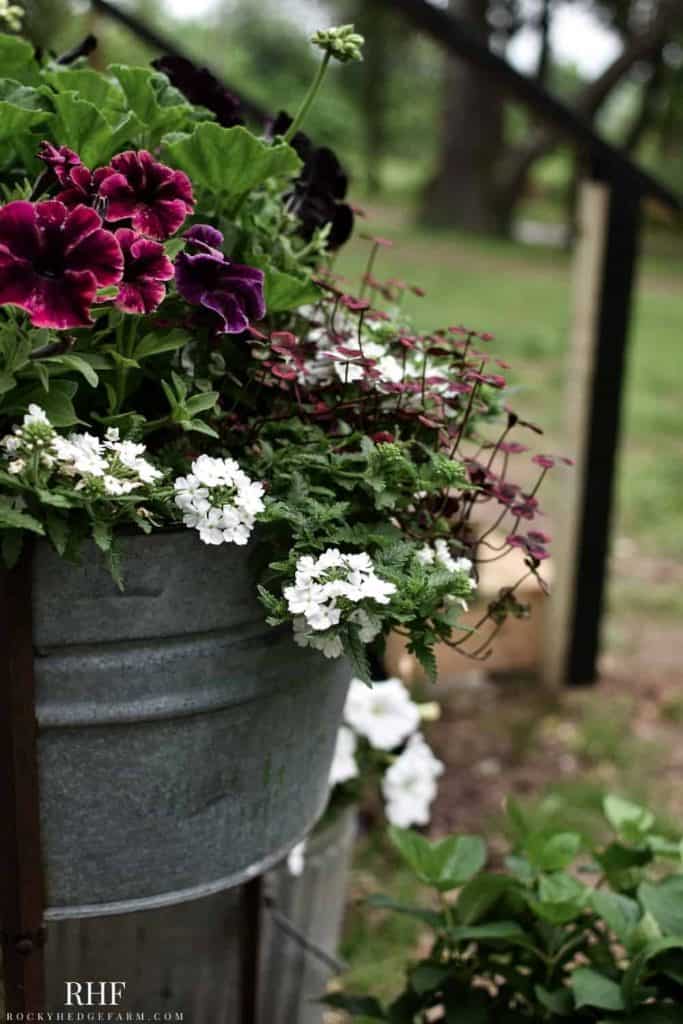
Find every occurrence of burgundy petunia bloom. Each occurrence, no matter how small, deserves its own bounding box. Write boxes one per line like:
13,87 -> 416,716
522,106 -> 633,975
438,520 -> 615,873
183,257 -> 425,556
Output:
98,150 -> 195,241
152,55 -> 244,128
113,228 -> 174,315
0,200 -> 123,329
37,141 -> 81,185
174,224 -> 265,333
270,112 -> 354,251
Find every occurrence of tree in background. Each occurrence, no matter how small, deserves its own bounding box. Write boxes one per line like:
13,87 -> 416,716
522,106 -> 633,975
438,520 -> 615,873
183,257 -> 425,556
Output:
418,0 -> 683,235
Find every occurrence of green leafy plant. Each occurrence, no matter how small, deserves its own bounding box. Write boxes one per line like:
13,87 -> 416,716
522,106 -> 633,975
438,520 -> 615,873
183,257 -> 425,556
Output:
327,795 -> 683,1021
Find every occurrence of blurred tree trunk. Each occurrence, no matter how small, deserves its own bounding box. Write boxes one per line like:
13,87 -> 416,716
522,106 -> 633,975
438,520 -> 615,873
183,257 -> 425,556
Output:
354,1 -> 392,195
420,0 -> 506,234
411,0 -> 680,236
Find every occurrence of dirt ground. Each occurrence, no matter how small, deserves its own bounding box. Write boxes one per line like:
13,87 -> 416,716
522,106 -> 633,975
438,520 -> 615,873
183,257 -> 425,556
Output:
428,611 -> 683,845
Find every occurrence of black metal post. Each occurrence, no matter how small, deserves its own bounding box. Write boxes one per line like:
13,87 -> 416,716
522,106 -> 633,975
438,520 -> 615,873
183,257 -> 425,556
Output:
567,176 -> 642,684
0,543 -> 47,1011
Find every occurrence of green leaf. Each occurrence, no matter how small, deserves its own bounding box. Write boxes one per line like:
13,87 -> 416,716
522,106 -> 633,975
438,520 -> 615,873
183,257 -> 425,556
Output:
53,354 -> 99,388
45,510 -> 70,556
366,894 -> 443,928
322,993 -> 386,1019
647,835 -> 683,861
410,961 -> 450,996
596,841 -> 652,890
260,264 -> 320,312
49,92 -> 137,166
108,65 -> 190,139
604,795 -> 655,843
25,380 -> 79,427
162,123 -> 301,201
43,67 -> 125,117
0,371 -> 17,395
535,984 -> 573,1015
638,877 -> 683,936
590,889 -> 641,945
0,34 -> 37,81
92,520 -> 113,553
622,937 -> 683,1010
526,832 -> 582,872
571,967 -> 625,1011
183,390 -> 219,417
448,921 -> 534,946
0,80 -> 53,143
456,873 -> 511,925
529,872 -> 588,924
135,328 -> 191,360
1,529 -> 24,567
0,498 -> 45,535
389,827 -> 486,891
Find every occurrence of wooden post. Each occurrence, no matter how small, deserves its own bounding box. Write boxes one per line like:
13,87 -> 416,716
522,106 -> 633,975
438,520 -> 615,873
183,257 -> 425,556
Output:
0,545 -> 47,1012
544,176 -> 642,687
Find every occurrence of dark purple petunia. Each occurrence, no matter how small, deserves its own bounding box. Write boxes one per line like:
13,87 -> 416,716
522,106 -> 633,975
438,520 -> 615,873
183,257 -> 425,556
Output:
270,111 -> 354,251
113,228 -> 174,315
37,141 -> 82,185
0,200 -> 123,330
175,224 -> 265,334
151,55 -> 243,128
98,150 -> 195,241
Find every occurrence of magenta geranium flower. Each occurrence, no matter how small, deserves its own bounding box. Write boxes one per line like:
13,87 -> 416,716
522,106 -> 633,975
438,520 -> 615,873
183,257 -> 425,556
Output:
113,228 -> 174,315
98,151 -> 195,241
37,141 -> 81,184
174,224 -> 265,333
0,200 -> 123,329
57,165 -> 113,210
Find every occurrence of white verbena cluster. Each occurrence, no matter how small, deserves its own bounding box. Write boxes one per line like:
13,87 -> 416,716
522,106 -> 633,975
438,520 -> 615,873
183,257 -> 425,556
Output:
1,406 -> 162,496
286,547 -> 396,659
173,454 -> 265,546
417,540 -> 475,609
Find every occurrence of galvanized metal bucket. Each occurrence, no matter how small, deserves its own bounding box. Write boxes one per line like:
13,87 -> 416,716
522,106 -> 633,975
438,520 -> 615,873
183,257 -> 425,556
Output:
32,530 -> 350,918
259,805 -> 358,1024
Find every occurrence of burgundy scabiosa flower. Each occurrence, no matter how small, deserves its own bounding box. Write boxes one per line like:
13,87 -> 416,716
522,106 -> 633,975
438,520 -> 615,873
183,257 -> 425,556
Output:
174,225 -> 265,334
113,228 -> 174,315
98,150 -> 195,241
151,55 -> 243,128
0,200 -> 123,329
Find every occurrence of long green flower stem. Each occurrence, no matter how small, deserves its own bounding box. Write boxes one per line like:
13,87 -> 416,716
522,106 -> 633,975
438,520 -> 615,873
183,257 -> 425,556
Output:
283,52 -> 331,144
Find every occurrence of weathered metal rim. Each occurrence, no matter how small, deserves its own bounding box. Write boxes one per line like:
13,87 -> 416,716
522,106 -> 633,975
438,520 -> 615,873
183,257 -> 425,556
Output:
43,808 -> 326,921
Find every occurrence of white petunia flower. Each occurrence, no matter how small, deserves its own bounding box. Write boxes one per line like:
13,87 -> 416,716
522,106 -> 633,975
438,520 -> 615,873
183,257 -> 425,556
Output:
329,725 -> 358,788
382,732 -> 444,828
344,677 -> 420,751
286,840 -> 307,877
